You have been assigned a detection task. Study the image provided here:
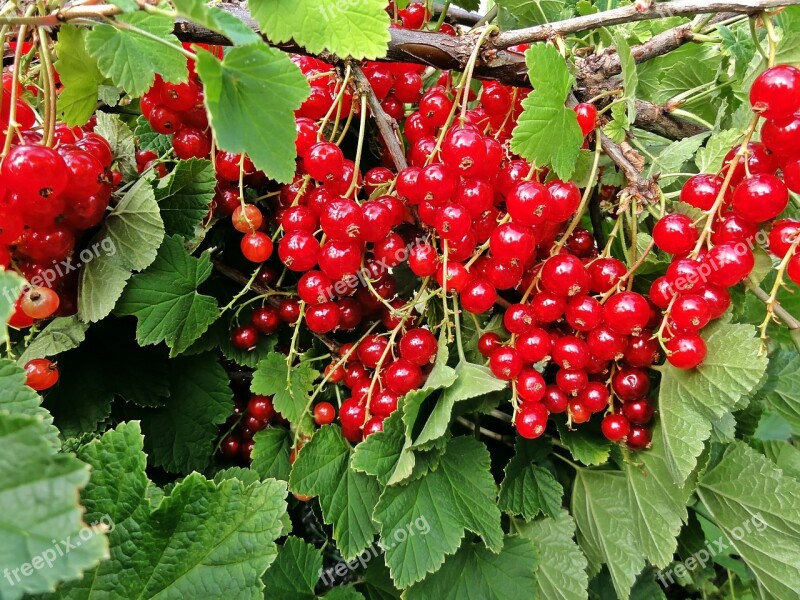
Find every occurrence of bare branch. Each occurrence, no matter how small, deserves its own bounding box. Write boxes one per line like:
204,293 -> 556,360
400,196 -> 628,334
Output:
494,0 -> 795,48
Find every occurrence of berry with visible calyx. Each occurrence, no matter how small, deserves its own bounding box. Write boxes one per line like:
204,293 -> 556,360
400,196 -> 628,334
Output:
541,254 -> 590,297
601,413 -> 631,442
515,403 -> 549,439
517,368 -> 546,403
231,325 -> 259,350
671,294 -> 711,331
232,205 -> 264,233
24,358 -> 59,391
490,346 -> 523,380
603,291 -> 650,336
578,381 -> 610,413
20,286 -> 60,320
626,425 -> 652,450
750,64 -> 800,120
653,213 -> 698,255
665,333 -> 707,369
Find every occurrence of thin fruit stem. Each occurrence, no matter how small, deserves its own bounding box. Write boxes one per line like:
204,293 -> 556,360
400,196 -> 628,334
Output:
2,18 -> 31,158
346,95 -> 368,198
552,132 -> 602,255
758,235 -> 800,339
691,115 -> 760,258
459,25 -> 498,123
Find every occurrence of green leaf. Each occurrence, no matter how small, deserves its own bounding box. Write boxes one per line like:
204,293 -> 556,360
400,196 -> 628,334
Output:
645,133 -> 709,185
373,436 -> 503,588
556,420 -> 612,466
511,44 -> 583,179
352,410 -> 412,486
115,235 -> 219,356
518,511 -> 589,600
499,438 -> 563,520
718,24 -> 756,78
0,413 -> 108,599
54,25 -> 104,126
774,6 -> 800,65
154,158 -> 216,239
214,312 -> 278,368
133,114 -> 172,154
697,441 -> 800,599
138,352 -> 233,473
412,361 -> 506,449
84,12 -> 187,97
251,352 -> 320,424
196,45 -> 309,184
0,269 -> 24,344
572,469 -> 645,600
613,32 -> 638,126
496,0 -> 571,29
251,0 -> 391,60
49,422 -> 288,599
657,321 -> 768,485
18,316 -> 89,364
252,426 -> 292,481
404,536 -> 537,599
290,426 -> 381,561
103,175 -> 165,271
623,426 -> 694,569
757,349 -> 800,435
0,359 -> 59,448
696,129 -> 742,174
263,536 -> 323,599
172,0 -> 262,46
94,112 -> 137,176
78,174 -> 165,323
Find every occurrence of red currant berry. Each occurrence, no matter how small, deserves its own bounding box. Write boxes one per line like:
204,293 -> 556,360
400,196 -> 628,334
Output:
653,213 -> 698,254
515,403 -> 549,439
622,398 -> 654,425
601,413 -> 631,442
541,254 -> 590,297
603,291 -> 649,336
574,102 -> 598,136
24,358 -> 59,391
731,174 -> 789,223
750,64 -> 800,120
517,368 -> 546,403
489,346 -> 523,380
665,333 -> 707,369
231,325 -> 259,350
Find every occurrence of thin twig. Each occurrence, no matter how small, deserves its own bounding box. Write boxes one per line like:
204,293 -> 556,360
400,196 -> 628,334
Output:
212,259 -> 340,353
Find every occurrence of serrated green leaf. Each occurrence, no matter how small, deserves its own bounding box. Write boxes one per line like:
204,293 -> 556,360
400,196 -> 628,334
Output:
499,438 -> 563,520
646,133 -> 708,185
252,352 -> 320,424
404,536 -> 537,600
696,129 -> 741,174
373,436 -> 503,588
0,269 -> 25,344
657,321 -> 768,485
172,0 -> 262,46
48,422 -> 288,599
290,426 -> 381,561
757,349 -> 800,435
154,158 -> 216,239
115,235 -> 219,356
94,109 -> 138,179
263,536 -> 322,600
623,426 -> 694,568
556,420 -> 612,466
412,361 -> 507,449
753,439 -> 800,479
774,6 -> 800,65
54,25 -> 104,126
78,170 -> 165,324
352,410 -> 412,486
511,44 -> 583,179
0,413 -> 108,599
0,359 -> 59,448
133,114 -> 172,154
251,0 -> 391,60
196,45 -> 309,184
85,12 -> 187,97
697,441 -> 800,599
572,469 -> 645,600
496,0 -> 571,29
252,427 -> 292,481
613,32 -> 638,126
719,24 -> 756,79
518,511 -> 589,600
103,175 -> 165,271
18,316 -> 89,364
137,352 -> 232,473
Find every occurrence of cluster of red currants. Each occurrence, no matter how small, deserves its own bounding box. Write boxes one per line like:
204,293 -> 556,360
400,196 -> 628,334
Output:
651,64 -> 800,367
327,326 -> 437,441
476,243 -> 659,447
219,392 -> 281,462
